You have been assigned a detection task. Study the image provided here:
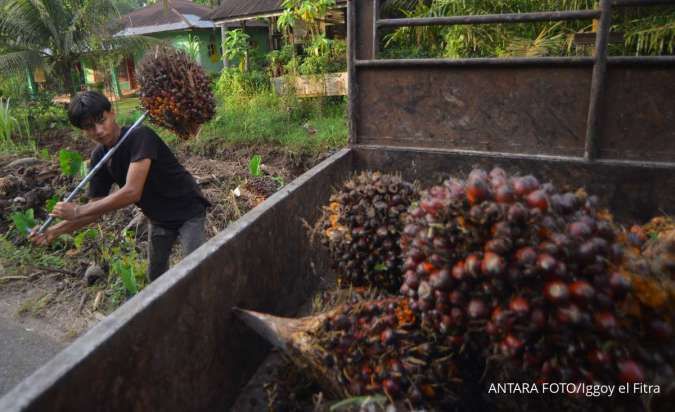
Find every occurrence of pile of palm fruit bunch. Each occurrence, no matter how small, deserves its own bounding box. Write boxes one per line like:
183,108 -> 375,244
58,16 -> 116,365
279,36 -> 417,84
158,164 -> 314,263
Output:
318,171 -> 417,293
235,168 -> 674,411
136,45 -> 215,139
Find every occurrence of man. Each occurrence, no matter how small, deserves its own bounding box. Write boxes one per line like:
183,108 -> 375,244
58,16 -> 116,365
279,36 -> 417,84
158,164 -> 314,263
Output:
30,91 -> 210,281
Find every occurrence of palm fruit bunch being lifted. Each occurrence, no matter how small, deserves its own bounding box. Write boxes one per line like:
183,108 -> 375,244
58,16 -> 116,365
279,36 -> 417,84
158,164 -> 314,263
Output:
136,45 -> 215,139
319,172 -> 417,292
399,167 -> 673,391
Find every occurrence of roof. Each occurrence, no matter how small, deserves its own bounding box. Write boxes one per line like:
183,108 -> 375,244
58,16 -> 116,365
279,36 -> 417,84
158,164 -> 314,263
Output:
116,0 -> 264,36
117,0 -> 215,36
209,0 -> 347,24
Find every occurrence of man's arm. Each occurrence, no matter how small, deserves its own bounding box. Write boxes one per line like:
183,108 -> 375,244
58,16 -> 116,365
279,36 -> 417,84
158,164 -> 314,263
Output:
51,159 -> 151,221
29,198 -> 104,245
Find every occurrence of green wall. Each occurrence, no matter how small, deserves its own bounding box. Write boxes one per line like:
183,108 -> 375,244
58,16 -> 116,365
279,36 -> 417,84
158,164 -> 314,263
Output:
80,26 -> 270,96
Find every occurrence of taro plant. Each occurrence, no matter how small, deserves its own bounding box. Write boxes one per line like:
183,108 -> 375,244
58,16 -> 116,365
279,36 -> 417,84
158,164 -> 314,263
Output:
58,149 -> 87,177
249,154 -> 262,177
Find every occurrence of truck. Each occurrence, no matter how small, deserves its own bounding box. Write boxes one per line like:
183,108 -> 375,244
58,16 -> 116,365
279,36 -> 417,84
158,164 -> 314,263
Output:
1,0 -> 673,410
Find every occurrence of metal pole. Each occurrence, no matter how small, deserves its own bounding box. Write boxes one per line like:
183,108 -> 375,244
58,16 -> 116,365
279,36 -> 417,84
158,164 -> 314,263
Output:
584,0 -> 612,161
372,0 -> 380,58
377,10 -> 601,28
35,111 -> 148,234
347,0 -> 357,145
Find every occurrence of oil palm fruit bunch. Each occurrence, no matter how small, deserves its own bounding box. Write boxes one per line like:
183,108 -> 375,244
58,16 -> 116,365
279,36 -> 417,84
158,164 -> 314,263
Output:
619,222 -> 675,396
244,176 -> 278,198
234,297 -> 478,410
136,45 -> 215,139
399,167 -> 665,391
319,172 -> 417,292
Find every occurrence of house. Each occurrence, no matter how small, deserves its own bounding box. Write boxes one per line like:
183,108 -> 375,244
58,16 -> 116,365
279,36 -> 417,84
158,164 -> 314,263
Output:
92,0 -> 267,97
208,0 -> 348,51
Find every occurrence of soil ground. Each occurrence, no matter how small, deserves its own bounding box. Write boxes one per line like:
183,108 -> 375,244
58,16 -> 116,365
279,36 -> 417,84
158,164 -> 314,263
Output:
0,130 -> 331,395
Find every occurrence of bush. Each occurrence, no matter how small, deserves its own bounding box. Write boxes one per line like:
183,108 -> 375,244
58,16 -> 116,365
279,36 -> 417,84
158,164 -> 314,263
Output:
215,68 -> 270,99
197,92 -> 347,154
11,93 -> 69,132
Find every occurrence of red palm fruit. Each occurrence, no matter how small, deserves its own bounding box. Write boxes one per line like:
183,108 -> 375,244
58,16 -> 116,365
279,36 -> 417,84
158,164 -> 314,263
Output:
568,221 -> 592,239
404,271 -> 420,290
501,334 -> 524,355
451,261 -> 466,281
465,178 -> 490,206
430,268 -> 452,291
482,252 -> 505,276
594,311 -> 617,332
569,280 -> 595,302
617,360 -> 644,383
526,190 -> 549,211
587,349 -> 611,366
468,299 -> 487,319
557,303 -> 583,325
492,306 -> 509,327
489,167 -> 507,180
485,238 -> 512,255
537,254 -> 557,273
465,254 -> 482,277
608,272 -> 631,296
512,175 -> 539,196
507,202 -> 528,223
509,296 -> 530,315
516,247 -> 537,267
380,328 -> 396,345
544,281 -> 569,303
495,185 -> 515,204
449,290 -> 464,306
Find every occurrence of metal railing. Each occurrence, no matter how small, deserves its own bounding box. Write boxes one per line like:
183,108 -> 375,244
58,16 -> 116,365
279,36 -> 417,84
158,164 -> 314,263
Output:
348,0 -> 675,162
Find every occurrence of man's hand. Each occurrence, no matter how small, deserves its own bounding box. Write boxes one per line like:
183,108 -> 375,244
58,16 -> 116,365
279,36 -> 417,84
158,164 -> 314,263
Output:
50,201 -> 80,221
28,227 -> 59,246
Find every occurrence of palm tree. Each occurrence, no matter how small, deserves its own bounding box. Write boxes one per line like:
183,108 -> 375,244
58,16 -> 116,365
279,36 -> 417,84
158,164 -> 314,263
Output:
0,0 -> 154,96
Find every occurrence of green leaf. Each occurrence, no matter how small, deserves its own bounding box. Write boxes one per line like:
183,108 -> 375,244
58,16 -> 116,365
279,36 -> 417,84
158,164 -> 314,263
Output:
10,209 -> 36,236
39,148 -> 50,160
45,195 -> 59,213
373,262 -> 387,271
73,228 -> 97,249
249,154 -> 262,177
58,149 -> 83,177
112,260 -> 138,295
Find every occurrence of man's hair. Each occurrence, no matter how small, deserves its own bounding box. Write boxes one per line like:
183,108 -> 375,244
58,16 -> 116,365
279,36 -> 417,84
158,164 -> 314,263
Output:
68,91 -> 112,129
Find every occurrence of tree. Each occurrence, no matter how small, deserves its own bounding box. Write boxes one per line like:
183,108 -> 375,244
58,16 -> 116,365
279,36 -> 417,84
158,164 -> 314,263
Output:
0,0 -> 154,96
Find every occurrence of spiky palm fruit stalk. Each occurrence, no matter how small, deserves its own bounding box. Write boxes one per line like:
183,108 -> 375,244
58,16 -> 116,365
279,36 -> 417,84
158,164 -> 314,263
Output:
234,298 -> 468,410
399,167 -> 670,391
136,45 -> 215,139
319,172 -> 417,292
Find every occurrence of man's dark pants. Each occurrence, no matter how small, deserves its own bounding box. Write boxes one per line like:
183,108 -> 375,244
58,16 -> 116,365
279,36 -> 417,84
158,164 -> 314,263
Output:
147,214 -> 206,281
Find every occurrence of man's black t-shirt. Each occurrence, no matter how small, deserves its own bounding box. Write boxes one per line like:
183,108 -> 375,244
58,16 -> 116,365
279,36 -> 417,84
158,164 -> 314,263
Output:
87,126 -> 209,228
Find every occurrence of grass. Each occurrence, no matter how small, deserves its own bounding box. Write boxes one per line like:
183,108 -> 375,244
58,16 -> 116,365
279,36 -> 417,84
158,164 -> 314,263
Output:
195,93 -> 348,155
0,235 -> 67,277
113,97 -> 141,120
